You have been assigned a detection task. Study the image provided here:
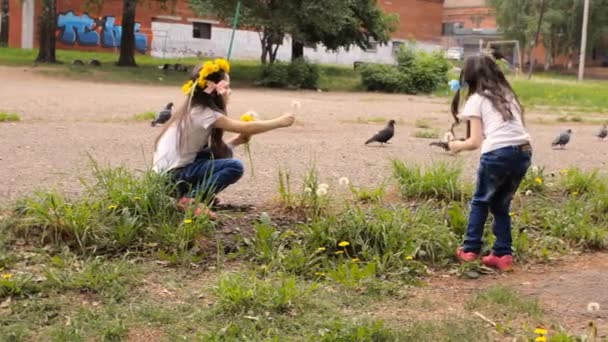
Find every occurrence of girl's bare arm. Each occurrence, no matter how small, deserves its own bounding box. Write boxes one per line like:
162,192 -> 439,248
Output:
213,113 -> 295,135
449,118 -> 483,153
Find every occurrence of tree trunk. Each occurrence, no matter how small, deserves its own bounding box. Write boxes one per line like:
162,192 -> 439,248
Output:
291,40 -> 304,61
117,0 -> 137,67
270,43 -> 280,63
259,31 -> 269,64
0,0 -> 9,45
35,0 -> 57,63
527,0 -> 547,80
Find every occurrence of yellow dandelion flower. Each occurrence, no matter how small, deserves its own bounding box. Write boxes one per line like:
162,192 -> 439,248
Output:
1,273 -> 12,280
108,205 -> 117,210
351,258 -> 360,263
534,328 -> 548,335
338,241 -> 350,247
534,177 -> 543,185
405,256 -> 414,260
572,191 -> 579,196
334,251 -> 344,255
215,58 -> 231,73
534,337 -> 547,342
240,112 -> 256,122
509,212 -> 515,217
183,219 -> 193,224
314,272 -> 325,276
560,169 -> 569,175
133,196 -> 141,200
181,80 -> 194,95
316,247 -> 326,252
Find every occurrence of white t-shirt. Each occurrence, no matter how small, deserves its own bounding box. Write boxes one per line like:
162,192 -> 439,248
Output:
153,106 -> 222,172
459,93 -> 530,154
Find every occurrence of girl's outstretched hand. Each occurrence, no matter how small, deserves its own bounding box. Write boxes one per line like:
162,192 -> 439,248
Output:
277,113 -> 296,128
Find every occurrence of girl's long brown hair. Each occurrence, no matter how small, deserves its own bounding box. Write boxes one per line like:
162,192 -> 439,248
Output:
451,55 -> 525,137
155,66 -> 232,159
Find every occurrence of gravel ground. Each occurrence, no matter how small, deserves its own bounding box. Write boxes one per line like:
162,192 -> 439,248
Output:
1,66 -> 607,207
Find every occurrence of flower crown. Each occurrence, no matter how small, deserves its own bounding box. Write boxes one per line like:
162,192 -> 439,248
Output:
181,58 -> 231,95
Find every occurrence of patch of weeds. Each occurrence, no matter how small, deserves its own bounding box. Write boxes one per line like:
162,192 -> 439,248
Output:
402,319 -> 488,341
560,168 -> 605,195
350,185 -> 385,204
413,129 -> 439,139
466,285 -> 543,322
10,160 -> 213,264
275,165 -> 330,217
393,161 -> 463,201
213,271 -> 316,316
0,272 -> 40,299
520,166 -> 548,194
326,260 -> 377,289
315,320 -> 399,341
556,115 -> 584,123
48,303 -> 130,342
133,111 -> 156,122
414,118 -> 432,129
43,253 -> 139,301
0,112 -> 21,122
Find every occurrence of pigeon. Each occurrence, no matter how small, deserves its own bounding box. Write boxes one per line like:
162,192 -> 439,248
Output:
151,102 -> 173,127
552,129 -> 572,149
89,59 -> 102,67
596,125 -> 608,140
365,120 -> 395,146
72,59 -> 84,66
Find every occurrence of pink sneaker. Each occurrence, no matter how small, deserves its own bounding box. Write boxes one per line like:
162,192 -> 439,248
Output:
456,248 -> 479,262
482,254 -> 513,271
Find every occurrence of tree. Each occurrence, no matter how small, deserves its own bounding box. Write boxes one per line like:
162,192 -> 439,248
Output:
191,0 -> 398,64
116,0 -> 137,67
36,0 -> 57,63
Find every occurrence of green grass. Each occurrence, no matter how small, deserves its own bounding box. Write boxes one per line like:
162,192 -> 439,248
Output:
0,47 -> 359,91
413,129 -> 439,139
0,112 -> 21,122
2,159 -> 607,340
133,111 -> 156,122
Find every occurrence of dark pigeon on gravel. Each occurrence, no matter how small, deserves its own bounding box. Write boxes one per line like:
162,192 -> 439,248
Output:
596,125 -> 608,140
552,129 -> 572,149
365,120 -> 395,146
151,102 -> 173,127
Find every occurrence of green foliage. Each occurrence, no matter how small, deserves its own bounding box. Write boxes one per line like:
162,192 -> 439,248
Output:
11,161 -> 212,263
133,111 -> 156,121
43,254 -> 138,301
0,273 -> 40,299
360,45 -> 449,94
393,161 -> 463,201
257,60 -> 319,89
0,112 -> 21,122
317,320 -> 398,341
213,272 -> 315,315
413,129 -> 439,139
560,168 -> 605,195
520,166 -> 548,193
466,285 -> 543,320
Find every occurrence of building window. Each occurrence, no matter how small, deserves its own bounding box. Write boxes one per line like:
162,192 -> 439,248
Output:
392,41 -> 404,55
442,22 -> 463,36
193,22 -> 212,39
365,38 -> 378,52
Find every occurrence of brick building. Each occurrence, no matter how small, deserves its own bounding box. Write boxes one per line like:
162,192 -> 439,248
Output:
2,0 -> 446,65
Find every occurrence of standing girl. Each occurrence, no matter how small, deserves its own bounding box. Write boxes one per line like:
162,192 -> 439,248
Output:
449,55 -> 532,271
153,59 -> 295,219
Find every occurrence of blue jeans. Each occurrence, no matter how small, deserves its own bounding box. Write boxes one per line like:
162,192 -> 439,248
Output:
173,154 -> 244,200
462,144 -> 532,256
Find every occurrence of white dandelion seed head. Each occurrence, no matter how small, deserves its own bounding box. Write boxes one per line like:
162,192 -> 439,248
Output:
304,187 -> 313,194
339,177 -> 350,186
291,100 -> 302,109
319,183 -> 329,190
531,165 -> 540,173
316,188 -> 328,196
525,190 -> 533,196
245,110 -> 260,120
587,302 -> 601,312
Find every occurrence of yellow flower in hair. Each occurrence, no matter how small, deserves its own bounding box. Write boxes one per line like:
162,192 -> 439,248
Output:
215,58 -> 231,73
181,80 -> 195,95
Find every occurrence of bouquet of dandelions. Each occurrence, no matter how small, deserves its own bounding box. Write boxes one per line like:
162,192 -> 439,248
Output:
240,111 -> 259,177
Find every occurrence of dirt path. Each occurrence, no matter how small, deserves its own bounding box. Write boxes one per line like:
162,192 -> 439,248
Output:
2,66 -> 608,207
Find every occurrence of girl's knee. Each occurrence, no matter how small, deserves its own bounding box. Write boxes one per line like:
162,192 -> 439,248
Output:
227,159 -> 244,179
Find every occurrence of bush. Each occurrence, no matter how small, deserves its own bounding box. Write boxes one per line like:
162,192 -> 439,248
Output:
360,44 -> 449,94
257,59 -> 319,89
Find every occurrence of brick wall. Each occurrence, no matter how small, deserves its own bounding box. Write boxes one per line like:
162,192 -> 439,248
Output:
380,0 -> 444,42
443,6 -> 496,29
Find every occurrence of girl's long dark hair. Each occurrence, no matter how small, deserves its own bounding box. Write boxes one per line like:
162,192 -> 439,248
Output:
451,55 -> 524,135
156,65 -> 232,159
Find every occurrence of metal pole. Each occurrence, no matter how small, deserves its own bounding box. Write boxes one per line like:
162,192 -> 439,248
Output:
578,0 -> 590,81
227,0 -> 242,60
